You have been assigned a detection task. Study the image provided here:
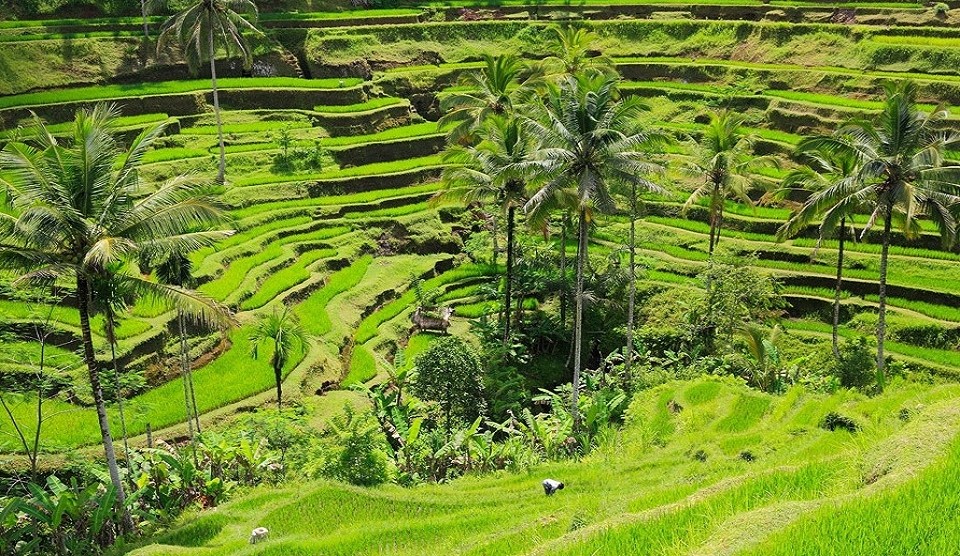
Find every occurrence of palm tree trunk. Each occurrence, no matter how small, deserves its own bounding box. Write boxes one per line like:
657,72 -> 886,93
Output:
572,208 -> 587,433
274,362 -> 283,410
178,312 -> 195,442
560,213 -> 568,326
503,206 -> 515,345
107,311 -> 132,468
140,0 -> 149,38
209,23 -> 226,184
715,204 -> 725,252
77,275 -> 132,533
491,212 -> 499,266
708,208 -> 718,256
626,186 -> 637,378
876,206 -> 892,387
832,217 -> 846,357
188,358 -> 201,434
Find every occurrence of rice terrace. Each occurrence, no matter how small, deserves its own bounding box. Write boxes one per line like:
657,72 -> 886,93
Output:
6,0 -> 960,553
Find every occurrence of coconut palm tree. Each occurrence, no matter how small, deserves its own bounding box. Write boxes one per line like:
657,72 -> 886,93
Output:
777,143 -> 862,356
249,306 -> 309,409
523,74 -> 666,431
683,112 -> 778,257
158,0 -> 261,184
0,104 -> 234,530
438,54 -> 525,145
792,81 -> 960,378
439,116 -> 533,345
438,54 -> 529,265
539,25 -> 614,79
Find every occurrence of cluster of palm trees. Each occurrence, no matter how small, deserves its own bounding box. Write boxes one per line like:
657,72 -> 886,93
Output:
438,28 -> 667,430
0,105 -> 235,529
442,34 -> 960,423
779,81 -> 960,379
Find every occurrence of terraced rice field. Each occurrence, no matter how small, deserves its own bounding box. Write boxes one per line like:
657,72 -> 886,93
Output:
4,0 -> 960,461
129,377 -> 960,555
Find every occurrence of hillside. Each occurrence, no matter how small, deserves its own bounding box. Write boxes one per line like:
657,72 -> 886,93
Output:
6,4 -> 960,458
5,1 -> 960,553
127,377 -> 960,555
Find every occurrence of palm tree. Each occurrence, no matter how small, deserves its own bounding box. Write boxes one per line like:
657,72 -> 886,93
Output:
438,54 -> 528,266
438,54 -> 525,145
440,116 -> 533,344
778,143 -> 862,356
683,112 -> 777,257
793,81 -> 960,378
153,251 -> 203,438
523,74 -> 666,432
539,25 -> 614,79
0,104 -> 234,530
158,0 -> 261,183
249,306 -> 309,409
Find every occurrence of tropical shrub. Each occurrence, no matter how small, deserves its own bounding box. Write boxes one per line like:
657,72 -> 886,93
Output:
833,336 -> 877,390
312,405 -> 392,487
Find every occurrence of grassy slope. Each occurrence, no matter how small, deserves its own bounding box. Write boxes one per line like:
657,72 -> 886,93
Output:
127,376 -> 960,555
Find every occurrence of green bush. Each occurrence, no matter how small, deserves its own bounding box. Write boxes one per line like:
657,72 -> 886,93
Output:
313,405 -> 391,487
833,336 -> 876,390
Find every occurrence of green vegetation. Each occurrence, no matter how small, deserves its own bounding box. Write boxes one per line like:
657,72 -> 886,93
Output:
7,5 -> 960,554
0,78 -> 362,110
127,377 -> 960,555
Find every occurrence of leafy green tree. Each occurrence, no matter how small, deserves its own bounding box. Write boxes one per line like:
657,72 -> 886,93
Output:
158,0 -> 261,183
412,336 -> 486,434
523,74 -> 665,431
440,116 -> 532,344
0,104 -> 233,529
797,81 -> 960,378
778,144 -> 862,356
683,111 -> 777,257
701,258 -> 784,349
249,306 -> 309,409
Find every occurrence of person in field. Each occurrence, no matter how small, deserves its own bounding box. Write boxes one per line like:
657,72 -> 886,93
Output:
543,479 -> 564,495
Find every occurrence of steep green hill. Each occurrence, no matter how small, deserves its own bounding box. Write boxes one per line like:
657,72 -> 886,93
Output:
127,377 -> 960,555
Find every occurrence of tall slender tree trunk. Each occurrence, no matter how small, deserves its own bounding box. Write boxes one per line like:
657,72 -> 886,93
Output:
77,276 -> 132,533
503,206 -> 516,345
832,217 -> 846,357
491,212 -> 500,266
140,0 -> 149,38
107,311 -> 131,468
708,185 -> 722,255
209,24 -> 226,184
178,312 -> 195,442
626,186 -> 637,378
559,214 -> 568,326
188,359 -> 201,434
876,206 -> 893,387
572,208 -> 588,433
274,361 -> 283,410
